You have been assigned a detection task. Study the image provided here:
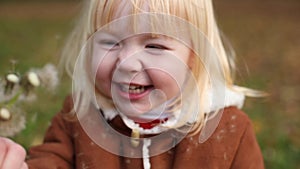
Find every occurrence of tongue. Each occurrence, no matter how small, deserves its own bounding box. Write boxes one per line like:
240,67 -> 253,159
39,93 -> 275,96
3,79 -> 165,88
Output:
134,118 -> 168,129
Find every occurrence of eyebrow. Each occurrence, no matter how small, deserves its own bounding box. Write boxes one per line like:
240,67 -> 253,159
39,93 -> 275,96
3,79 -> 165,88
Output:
142,33 -> 171,40
96,30 -> 173,42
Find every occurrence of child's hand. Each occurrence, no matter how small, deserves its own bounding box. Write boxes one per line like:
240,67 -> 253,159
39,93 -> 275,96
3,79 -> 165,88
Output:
0,137 -> 28,169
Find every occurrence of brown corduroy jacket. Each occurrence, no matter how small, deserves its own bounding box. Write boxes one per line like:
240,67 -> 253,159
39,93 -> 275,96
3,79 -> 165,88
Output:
26,96 -> 264,169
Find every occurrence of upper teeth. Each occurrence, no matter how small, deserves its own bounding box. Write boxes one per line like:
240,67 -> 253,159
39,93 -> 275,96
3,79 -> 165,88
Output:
121,84 -> 146,94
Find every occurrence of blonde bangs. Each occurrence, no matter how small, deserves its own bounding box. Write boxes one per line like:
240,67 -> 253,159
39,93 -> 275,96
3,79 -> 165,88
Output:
95,0 -> 200,35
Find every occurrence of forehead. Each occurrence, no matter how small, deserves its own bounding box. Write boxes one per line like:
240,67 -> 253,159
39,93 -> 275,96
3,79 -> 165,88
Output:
95,0 -> 194,46
98,14 -> 192,45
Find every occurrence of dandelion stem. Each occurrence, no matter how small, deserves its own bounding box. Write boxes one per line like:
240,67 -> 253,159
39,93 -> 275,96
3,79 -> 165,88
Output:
3,89 -> 22,108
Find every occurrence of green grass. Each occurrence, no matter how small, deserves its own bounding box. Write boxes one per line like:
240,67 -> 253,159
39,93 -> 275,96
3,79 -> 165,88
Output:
0,19 -> 69,71
214,1 -> 300,168
0,8 -> 73,148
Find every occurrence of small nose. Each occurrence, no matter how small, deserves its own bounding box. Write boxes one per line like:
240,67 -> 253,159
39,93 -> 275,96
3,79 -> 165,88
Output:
116,45 -> 143,73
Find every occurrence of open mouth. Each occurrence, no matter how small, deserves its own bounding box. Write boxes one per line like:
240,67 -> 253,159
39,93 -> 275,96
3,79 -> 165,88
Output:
119,84 -> 154,94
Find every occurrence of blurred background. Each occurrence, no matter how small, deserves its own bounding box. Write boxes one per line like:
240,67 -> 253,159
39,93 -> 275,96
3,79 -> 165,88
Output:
0,0 -> 299,168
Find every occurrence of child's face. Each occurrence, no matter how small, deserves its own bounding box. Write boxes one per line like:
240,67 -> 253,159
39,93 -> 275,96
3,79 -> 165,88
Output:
90,14 -> 193,120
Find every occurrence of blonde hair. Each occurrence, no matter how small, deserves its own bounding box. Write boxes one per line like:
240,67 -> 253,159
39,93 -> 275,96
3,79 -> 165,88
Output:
60,0 -> 265,135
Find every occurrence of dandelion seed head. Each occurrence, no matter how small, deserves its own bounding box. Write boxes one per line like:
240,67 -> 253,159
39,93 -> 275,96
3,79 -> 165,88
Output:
0,107 -> 26,137
34,64 -> 59,91
0,63 -> 59,136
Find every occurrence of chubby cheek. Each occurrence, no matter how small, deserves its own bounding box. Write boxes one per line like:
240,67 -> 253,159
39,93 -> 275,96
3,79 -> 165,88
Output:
147,70 -> 183,99
91,55 -> 115,98
95,71 -> 112,98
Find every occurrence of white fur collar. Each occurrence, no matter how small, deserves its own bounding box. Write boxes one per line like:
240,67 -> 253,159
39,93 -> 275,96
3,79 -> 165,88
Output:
101,86 -> 245,134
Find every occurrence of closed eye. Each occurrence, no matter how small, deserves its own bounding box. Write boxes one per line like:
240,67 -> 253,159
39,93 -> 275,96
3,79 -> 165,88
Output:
98,40 -> 120,50
145,44 -> 169,50
99,40 -> 119,46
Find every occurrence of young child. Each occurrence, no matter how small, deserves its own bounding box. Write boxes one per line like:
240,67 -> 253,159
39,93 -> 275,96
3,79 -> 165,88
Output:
0,0 -> 265,168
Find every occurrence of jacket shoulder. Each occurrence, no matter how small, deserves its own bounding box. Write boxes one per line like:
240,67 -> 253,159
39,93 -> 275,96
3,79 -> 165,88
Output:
198,106 -> 252,144
175,106 -> 263,168
206,106 -> 264,168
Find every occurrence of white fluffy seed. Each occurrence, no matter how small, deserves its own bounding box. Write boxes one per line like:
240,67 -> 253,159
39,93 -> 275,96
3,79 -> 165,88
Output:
6,74 -> 20,83
27,72 -> 40,87
0,108 -> 11,121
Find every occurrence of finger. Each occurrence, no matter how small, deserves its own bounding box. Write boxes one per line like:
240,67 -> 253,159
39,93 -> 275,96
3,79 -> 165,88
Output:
0,138 -> 9,168
1,139 -> 26,169
21,162 -> 28,169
